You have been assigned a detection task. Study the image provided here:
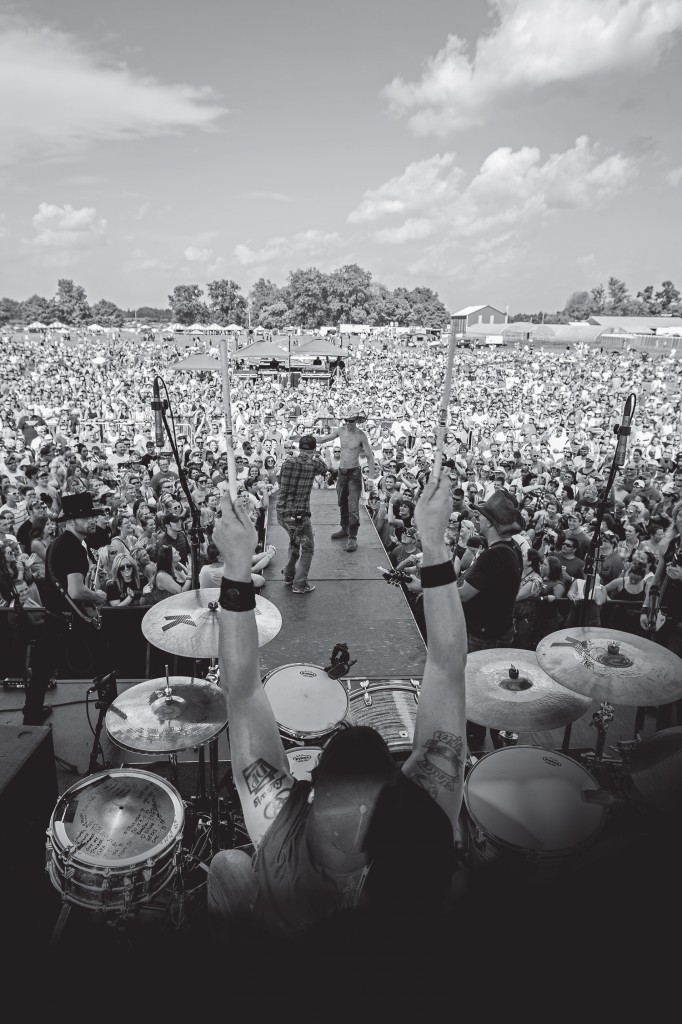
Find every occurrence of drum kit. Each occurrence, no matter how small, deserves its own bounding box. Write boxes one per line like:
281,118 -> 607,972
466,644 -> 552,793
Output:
45,583 -> 682,927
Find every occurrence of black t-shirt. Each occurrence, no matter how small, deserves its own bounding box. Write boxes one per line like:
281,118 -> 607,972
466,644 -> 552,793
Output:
662,536 -> 682,618
45,529 -> 89,613
88,526 -> 112,551
462,540 -> 522,638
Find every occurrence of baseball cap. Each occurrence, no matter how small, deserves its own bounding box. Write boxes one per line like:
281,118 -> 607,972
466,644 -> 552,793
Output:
633,479 -> 646,487
298,435 -> 316,451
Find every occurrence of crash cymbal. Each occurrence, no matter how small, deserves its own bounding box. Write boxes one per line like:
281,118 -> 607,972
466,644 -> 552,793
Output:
466,649 -> 592,730
629,727 -> 682,815
52,769 -> 183,862
106,676 -> 228,754
141,588 -> 282,658
536,628 -> 682,706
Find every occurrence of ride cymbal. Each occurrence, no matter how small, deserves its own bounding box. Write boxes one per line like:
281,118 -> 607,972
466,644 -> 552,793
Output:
105,676 -> 228,753
536,628 -> 682,706
466,649 -> 592,730
141,588 -> 282,658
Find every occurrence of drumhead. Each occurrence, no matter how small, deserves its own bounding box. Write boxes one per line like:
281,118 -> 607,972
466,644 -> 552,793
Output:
50,769 -> 184,868
286,746 -> 323,782
464,746 -> 604,852
263,663 -> 349,737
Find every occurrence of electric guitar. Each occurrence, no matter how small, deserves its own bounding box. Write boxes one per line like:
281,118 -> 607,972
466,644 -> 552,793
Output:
46,545 -> 103,630
644,548 -> 680,636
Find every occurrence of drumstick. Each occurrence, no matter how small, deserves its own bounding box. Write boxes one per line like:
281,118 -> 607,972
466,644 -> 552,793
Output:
432,315 -> 456,480
219,336 -> 238,502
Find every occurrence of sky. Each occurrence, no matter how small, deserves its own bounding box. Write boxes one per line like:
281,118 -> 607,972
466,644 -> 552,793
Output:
1,0 -> 681,313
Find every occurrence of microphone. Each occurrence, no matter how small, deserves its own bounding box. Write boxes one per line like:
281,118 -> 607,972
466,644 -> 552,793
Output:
152,378 -> 164,448
613,393 -> 636,469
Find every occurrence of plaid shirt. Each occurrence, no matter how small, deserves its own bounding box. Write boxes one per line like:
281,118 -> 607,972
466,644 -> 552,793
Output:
277,454 -> 327,517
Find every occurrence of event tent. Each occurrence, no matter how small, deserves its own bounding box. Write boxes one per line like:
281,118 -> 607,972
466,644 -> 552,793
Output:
48,320 -> 65,328
28,321 -> 47,330
169,355 -> 221,372
291,337 -> 348,357
187,324 -> 207,332
234,340 -> 288,359
226,324 -> 243,332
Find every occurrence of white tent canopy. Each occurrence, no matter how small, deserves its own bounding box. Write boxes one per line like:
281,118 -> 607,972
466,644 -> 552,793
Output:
87,324 -> 104,332
187,323 -> 207,332
48,320 -> 65,328
28,321 -> 47,330
226,323 -> 243,332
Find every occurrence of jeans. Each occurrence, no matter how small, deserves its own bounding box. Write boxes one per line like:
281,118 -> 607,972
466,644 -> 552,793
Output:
207,849 -> 259,941
336,467 -> 362,538
278,515 -> 315,589
466,627 -> 515,751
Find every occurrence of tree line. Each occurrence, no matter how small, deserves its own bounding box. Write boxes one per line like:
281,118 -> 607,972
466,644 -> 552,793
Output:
1,271 -> 680,331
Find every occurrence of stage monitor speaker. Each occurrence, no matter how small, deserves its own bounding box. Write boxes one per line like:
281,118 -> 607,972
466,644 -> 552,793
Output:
0,725 -> 59,948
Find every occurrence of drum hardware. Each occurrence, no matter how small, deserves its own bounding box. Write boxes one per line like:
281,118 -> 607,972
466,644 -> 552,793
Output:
205,658 -> 220,686
497,731 -> 519,747
87,670 -> 119,775
323,641 -> 356,679
262,663 -> 349,746
347,681 -> 421,759
589,701 -> 615,761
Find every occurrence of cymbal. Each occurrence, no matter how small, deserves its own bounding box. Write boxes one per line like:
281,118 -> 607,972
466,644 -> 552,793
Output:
466,649 -> 592,730
629,727 -> 682,815
106,676 -> 228,753
53,770 -> 183,861
536,628 -> 682,706
141,588 -> 282,658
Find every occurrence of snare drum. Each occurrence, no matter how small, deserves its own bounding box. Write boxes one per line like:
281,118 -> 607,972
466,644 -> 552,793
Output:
348,681 -> 420,760
286,746 -> 323,782
46,769 -> 184,911
463,746 -> 605,873
262,663 -> 349,745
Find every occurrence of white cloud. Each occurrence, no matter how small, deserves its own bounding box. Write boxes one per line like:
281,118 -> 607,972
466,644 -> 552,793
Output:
0,13 -> 227,165
233,229 -> 340,267
352,137 -> 637,250
132,202 -> 151,221
383,0 -> 682,134
348,154 -> 462,223
245,191 -> 295,203
665,166 -> 682,186
183,245 -> 213,263
27,202 -> 107,249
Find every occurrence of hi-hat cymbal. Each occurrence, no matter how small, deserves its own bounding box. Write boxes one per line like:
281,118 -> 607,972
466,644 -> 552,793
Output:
536,628 -> 682,706
141,588 -> 282,658
466,649 -> 592,730
106,676 -> 228,753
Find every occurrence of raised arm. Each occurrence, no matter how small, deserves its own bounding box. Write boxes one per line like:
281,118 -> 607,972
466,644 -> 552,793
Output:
312,427 -> 341,446
359,430 -> 375,478
401,472 -> 467,836
213,494 -> 292,847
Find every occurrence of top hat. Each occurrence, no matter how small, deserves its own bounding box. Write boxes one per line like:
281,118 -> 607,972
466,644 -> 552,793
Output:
472,490 -> 524,538
57,492 -> 106,523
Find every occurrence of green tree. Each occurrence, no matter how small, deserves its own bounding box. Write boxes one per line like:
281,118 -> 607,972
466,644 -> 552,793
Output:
606,277 -> 631,315
91,299 -> 125,327
635,285 -> 659,315
20,294 -> 54,324
206,279 -> 248,325
249,278 -> 285,325
54,278 -> 91,325
327,264 -> 372,324
0,297 -> 22,326
129,306 -> 173,322
406,286 -> 449,329
589,284 -> 606,314
655,279 -> 681,312
258,301 -> 290,331
168,284 -> 208,325
564,290 -> 590,320
287,267 -> 329,328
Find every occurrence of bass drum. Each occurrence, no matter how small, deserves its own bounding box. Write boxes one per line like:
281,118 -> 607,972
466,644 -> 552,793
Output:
286,746 -> 323,782
347,681 -> 420,762
46,769 -> 184,911
262,663 -> 349,746
463,746 -> 605,875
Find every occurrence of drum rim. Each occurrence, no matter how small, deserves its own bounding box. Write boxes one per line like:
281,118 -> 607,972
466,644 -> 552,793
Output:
348,683 -> 419,699
463,745 -> 605,854
49,768 -> 185,867
262,662 -> 328,680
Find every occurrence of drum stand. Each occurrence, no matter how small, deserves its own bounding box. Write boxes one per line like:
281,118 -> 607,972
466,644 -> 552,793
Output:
87,672 -> 119,775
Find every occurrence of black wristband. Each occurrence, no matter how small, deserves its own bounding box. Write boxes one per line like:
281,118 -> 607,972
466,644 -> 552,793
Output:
219,577 -> 256,612
420,561 -> 457,589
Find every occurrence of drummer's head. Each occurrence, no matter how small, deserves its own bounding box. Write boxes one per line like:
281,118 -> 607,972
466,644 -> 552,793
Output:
306,727 -> 399,866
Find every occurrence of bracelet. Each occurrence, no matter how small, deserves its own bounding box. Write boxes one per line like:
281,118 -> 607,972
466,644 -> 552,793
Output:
420,561 -> 456,588
219,577 -> 256,612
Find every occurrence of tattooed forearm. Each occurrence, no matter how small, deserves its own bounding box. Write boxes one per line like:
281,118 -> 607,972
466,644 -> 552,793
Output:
243,759 -> 293,818
411,774 -> 438,799
262,787 -> 293,819
416,731 -> 464,793
243,759 -> 279,795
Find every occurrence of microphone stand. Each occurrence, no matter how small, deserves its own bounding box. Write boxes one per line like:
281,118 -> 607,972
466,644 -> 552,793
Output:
155,375 -> 204,590
580,393 -> 637,624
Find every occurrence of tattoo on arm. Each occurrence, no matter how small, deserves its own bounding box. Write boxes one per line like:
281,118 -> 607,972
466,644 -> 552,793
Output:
415,732 -> 464,793
242,759 -> 293,817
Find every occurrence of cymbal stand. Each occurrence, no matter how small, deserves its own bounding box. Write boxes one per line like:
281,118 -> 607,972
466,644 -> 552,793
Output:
205,659 -> 220,686
498,731 -> 519,746
588,701 -> 615,761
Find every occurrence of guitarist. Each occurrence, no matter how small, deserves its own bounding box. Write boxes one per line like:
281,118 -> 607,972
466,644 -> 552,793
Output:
44,492 -> 110,680
640,500 -> 682,729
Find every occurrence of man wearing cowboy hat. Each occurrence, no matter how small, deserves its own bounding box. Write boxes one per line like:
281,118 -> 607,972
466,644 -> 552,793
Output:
455,490 -> 524,752
44,492 -> 111,679
312,407 -> 374,552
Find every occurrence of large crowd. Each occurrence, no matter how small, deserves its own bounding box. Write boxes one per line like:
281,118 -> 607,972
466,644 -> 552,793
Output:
1,328 -> 682,646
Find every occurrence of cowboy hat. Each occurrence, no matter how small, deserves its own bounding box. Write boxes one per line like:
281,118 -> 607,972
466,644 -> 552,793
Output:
56,492 -> 106,523
472,490 -> 524,538
340,406 -> 367,422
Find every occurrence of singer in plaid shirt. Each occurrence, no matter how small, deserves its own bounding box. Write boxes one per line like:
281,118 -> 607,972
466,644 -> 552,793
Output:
276,436 -> 327,593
